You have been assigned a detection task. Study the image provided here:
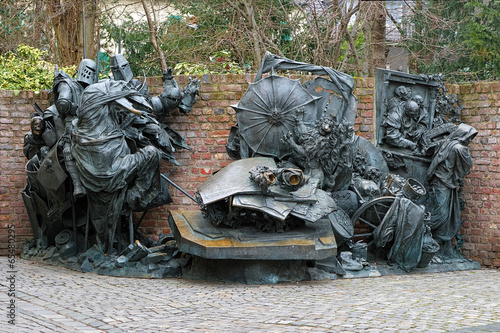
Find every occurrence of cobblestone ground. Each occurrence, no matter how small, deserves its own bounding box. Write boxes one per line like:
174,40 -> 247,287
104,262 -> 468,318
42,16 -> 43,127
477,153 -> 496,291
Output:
1,259 -> 499,333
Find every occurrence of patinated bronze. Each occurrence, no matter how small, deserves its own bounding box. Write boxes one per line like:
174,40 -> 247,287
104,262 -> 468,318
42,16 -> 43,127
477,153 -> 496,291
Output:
171,60 -> 478,277
427,123 -> 477,257
22,56 -> 200,257
22,52 -> 479,282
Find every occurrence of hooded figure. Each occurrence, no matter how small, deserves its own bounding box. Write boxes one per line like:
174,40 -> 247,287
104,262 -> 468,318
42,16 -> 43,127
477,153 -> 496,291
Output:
427,123 -> 477,255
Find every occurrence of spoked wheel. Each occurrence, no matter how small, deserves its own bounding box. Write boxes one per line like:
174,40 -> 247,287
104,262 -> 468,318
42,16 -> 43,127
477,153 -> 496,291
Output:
351,196 -> 396,245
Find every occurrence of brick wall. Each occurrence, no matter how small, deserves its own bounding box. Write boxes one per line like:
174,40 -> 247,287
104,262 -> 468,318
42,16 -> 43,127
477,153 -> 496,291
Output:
1,75 -> 498,269
450,82 -> 500,267
0,90 -> 51,256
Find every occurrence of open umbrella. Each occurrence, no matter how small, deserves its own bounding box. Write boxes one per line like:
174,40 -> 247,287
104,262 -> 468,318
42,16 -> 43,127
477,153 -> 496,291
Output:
232,72 -> 320,160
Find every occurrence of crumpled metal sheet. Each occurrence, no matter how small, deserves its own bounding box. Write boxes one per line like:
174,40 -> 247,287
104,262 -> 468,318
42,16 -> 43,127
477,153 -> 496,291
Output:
232,194 -> 296,221
291,188 -> 337,223
198,157 -> 276,204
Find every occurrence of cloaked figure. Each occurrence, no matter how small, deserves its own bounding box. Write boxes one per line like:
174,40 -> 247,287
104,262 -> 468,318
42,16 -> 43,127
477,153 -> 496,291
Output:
427,123 -> 477,257
72,79 -> 172,253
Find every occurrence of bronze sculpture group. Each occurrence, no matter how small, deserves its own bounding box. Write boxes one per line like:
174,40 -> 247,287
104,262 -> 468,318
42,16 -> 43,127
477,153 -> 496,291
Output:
22,51 -> 478,279
197,54 -> 477,273
22,55 -> 200,256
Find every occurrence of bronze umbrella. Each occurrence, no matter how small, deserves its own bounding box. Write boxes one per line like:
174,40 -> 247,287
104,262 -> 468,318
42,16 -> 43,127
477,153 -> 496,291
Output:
232,72 -> 320,160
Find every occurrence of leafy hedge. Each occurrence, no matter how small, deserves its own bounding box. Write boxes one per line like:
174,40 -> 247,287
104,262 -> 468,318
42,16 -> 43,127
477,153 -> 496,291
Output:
0,45 -> 75,91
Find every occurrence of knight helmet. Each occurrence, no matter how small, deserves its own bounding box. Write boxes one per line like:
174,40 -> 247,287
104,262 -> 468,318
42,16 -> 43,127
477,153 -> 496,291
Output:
76,59 -> 97,87
110,54 -> 134,82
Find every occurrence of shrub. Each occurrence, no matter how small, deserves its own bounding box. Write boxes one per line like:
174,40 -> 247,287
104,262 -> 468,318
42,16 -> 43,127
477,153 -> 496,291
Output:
0,45 -> 75,91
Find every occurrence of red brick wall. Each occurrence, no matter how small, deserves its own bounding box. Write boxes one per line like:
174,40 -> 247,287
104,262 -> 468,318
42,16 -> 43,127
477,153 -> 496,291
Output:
450,82 -> 500,267
1,75 -> 498,269
0,90 -> 51,256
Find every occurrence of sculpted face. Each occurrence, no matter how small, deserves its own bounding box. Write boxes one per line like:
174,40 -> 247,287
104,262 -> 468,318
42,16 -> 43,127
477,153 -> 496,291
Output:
414,95 -> 424,106
318,116 -> 335,136
320,122 -> 331,135
31,117 -> 45,136
395,86 -> 411,100
365,166 -> 382,183
358,179 -> 381,199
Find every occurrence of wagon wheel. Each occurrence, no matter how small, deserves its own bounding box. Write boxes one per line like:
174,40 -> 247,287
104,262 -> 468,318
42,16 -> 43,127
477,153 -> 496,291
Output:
350,196 -> 396,245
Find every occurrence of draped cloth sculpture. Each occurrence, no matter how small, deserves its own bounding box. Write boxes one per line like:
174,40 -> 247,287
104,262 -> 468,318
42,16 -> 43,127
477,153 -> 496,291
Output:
373,197 -> 428,272
72,79 -> 171,253
427,123 -> 477,255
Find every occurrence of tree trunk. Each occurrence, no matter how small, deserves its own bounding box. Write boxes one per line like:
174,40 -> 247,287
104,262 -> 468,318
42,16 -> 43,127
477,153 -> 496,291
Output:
361,1 -> 386,76
49,0 -> 80,65
84,0 -> 99,62
372,1 -> 386,72
141,0 -> 168,70
47,0 -> 99,66
243,2 -> 263,66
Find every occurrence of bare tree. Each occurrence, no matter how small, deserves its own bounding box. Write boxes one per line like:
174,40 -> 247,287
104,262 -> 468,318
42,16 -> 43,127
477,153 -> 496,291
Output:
384,0 -> 468,74
360,0 -> 386,76
223,0 -> 285,66
141,0 -> 168,70
285,0 -> 361,73
48,0 -> 100,65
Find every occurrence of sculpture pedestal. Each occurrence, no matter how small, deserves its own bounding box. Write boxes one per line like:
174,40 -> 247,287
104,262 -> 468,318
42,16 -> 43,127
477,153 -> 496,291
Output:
168,210 -> 337,260
168,210 -> 339,283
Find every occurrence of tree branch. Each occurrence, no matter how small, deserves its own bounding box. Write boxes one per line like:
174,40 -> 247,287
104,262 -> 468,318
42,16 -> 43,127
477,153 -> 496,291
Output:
141,0 -> 167,70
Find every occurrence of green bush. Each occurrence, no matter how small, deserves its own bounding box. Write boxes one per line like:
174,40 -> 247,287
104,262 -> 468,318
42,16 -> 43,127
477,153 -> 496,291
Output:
0,45 -> 74,91
174,50 -> 246,75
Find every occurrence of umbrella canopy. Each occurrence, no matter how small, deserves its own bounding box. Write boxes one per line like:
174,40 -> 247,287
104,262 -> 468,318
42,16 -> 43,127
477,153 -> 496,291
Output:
233,72 -> 320,160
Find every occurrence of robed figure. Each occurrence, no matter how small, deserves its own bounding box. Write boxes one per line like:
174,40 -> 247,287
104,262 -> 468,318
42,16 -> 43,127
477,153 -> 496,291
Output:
72,79 -> 171,253
427,123 -> 477,256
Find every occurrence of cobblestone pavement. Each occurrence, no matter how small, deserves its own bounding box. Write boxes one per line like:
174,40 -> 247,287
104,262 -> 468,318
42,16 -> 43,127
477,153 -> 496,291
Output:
1,259 -> 499,333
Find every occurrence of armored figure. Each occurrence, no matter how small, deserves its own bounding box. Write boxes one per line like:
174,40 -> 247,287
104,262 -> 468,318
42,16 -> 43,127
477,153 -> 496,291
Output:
21,51 -> 201,256
52,59 -> 97,197
22,114 -> 66,249
110,54 -> 199,117
110,54 -> 199,165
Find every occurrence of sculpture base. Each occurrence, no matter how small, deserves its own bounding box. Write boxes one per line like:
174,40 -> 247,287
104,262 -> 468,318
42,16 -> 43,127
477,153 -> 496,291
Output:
341,257 -> 482,279
168,210 -> 338,260
20,208 -> 482,284
21,243 -> 481,283
183,257 -> 338,284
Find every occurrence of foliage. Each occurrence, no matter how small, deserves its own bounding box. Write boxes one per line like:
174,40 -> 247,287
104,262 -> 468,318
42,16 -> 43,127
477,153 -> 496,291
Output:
0,45 -> 75,91
4,1 -> 498,82
170,0 -> 364,73
401,0 -> 500,82
91,1 -> 367,76
101,13 -> 162,76
101,11 -> 244,76
1,0 -> 100,67
0,0 -> 27,54
421,73 -> 463,125
174,50 -> 246,75
174,0 -> 296,64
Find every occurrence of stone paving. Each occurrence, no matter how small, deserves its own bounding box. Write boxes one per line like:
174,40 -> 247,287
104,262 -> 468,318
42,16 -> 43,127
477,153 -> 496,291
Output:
1,258 -> 499,333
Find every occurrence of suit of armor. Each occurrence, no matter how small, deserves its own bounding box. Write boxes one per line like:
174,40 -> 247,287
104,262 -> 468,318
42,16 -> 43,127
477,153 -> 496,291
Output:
52,59 -> 97,197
